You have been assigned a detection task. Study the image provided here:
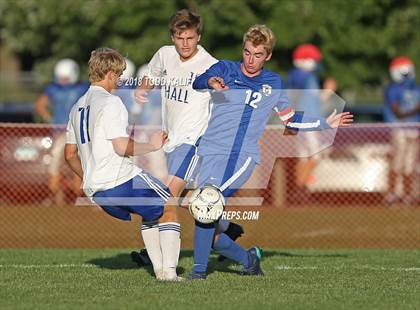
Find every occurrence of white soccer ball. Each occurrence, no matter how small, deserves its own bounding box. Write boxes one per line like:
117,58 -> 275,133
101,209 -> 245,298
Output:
188,186 -> 225,224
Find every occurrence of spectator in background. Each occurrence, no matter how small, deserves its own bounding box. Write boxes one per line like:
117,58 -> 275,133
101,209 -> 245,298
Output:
287,44 -> 324,188
34,58 -> 89,204
384,56 -> 420,205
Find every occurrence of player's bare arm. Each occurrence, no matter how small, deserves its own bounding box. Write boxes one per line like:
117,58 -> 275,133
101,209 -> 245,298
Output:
34,94 -> 52,123
64,143 -> 83,178
111,131 -> 168,156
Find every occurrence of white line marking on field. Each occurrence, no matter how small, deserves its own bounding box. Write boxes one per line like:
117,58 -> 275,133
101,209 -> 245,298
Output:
274,265 -> 420,272
275,265 -> 318,270
0,264 -> 97,269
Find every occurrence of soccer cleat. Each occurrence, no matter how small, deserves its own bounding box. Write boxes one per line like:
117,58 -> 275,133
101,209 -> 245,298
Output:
161,274 -> 185,282
241,246 -> 264,276
130,249 -> 152,267
187,272 -> 207,280
155,269 -> 164,280
159,269 -> 184,282
156,270 -> 184,282
217,222 -> 244,262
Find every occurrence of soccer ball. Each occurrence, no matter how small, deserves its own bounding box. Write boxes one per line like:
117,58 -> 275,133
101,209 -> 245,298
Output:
188,186 -> 225,224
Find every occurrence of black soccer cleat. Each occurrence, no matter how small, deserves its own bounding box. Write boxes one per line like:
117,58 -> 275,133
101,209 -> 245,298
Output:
130,249 -> 152,267
241,246 -> 264,276
217,222 -> 244,262
187,271 -> 207,280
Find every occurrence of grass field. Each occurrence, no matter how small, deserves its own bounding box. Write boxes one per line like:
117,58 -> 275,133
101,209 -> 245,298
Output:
0,249 -> 419,309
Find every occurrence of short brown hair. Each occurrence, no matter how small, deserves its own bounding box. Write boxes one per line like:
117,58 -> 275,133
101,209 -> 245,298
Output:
169,9 -> 202,35
243,25 -> 276,55
88,47 -> 126,83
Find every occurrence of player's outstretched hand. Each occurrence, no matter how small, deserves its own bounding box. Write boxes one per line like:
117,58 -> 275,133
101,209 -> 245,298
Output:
326,109 -> 354,128
134,88 -> 149,104
149,131 -> 168,150
208,77 -> 230,91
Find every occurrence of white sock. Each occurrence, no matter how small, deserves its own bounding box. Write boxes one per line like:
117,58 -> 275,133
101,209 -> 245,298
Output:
141,221 -> 163,277
158,222 -> 181,279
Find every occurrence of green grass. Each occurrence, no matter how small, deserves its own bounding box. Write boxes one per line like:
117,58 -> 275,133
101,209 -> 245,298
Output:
0,249 -> 419,310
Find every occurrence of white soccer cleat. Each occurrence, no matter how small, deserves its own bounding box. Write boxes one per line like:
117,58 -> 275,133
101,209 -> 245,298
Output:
154,269 -> 164,280
161,270 -> 185,282
162,275 -> 185,282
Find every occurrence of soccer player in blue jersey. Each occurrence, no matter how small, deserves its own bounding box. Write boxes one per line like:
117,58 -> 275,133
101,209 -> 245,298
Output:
384,56 -> 419,205
190,25 -> 353,279
34,59 -> 89,203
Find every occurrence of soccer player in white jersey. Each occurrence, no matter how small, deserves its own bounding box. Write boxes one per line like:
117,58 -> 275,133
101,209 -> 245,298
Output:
132,9 -> 244,266
136,9 -> 217,198
64,47 -> 182,281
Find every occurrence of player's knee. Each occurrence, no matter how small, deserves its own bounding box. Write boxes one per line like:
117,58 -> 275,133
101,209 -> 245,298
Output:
168,177 -> 186,197
159,204 -> 178,223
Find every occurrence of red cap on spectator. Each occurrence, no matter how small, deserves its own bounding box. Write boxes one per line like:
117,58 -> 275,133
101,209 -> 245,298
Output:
389,56 -> 414,69
293,44 -> 323,61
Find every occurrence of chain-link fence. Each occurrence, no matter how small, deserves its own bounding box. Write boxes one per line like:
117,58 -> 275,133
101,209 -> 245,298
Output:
0,123 -> 419,249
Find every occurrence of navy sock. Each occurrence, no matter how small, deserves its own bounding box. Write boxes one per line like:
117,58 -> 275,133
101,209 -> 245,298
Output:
213,233 -> 249,268
193,222 -> 215,274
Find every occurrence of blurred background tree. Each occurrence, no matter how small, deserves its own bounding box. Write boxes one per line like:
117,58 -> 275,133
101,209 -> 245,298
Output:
0,0 -> 419,102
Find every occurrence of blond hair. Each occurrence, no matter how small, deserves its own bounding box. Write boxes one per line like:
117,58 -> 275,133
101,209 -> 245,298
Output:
88,47 -> 126,83
169,9 -> 202,35
243,25 -> 276,55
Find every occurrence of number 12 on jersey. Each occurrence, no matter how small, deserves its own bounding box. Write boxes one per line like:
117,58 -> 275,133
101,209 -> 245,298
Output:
78,106 -> 91,144
244,89 -> 262,108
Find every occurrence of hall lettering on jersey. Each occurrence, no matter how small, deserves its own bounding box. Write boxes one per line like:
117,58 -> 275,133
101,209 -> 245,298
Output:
164,85 -> 189,103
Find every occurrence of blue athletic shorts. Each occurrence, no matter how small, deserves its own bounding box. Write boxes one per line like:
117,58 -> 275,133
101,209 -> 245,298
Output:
92,171 -> 170,222
166,143 -> 200,182
197,153 -> 256,198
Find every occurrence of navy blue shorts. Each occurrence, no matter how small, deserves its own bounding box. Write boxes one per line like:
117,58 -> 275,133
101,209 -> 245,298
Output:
93,172 -> 170,222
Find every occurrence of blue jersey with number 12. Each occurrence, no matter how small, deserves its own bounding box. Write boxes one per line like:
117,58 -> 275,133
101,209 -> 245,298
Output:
193,60 -> 328,163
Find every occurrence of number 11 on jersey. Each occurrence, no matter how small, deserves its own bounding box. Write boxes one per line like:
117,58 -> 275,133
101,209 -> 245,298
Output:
78,106 -> 91,144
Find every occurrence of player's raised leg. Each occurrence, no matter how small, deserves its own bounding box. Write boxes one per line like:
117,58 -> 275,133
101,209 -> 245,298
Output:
189,155 -> 263,279
92,171 -> 178,281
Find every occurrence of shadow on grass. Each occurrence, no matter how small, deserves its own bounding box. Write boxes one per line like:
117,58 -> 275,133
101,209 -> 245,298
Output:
86,252 -> 185,277
263,250 -> 350,258
85,250 -> 238,276
87,253 -> 140,270
86,250 -> 348,277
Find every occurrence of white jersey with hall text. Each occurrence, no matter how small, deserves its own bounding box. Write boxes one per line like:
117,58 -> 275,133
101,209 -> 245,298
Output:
66,85 -> 141,196
147,45 -> 217,152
